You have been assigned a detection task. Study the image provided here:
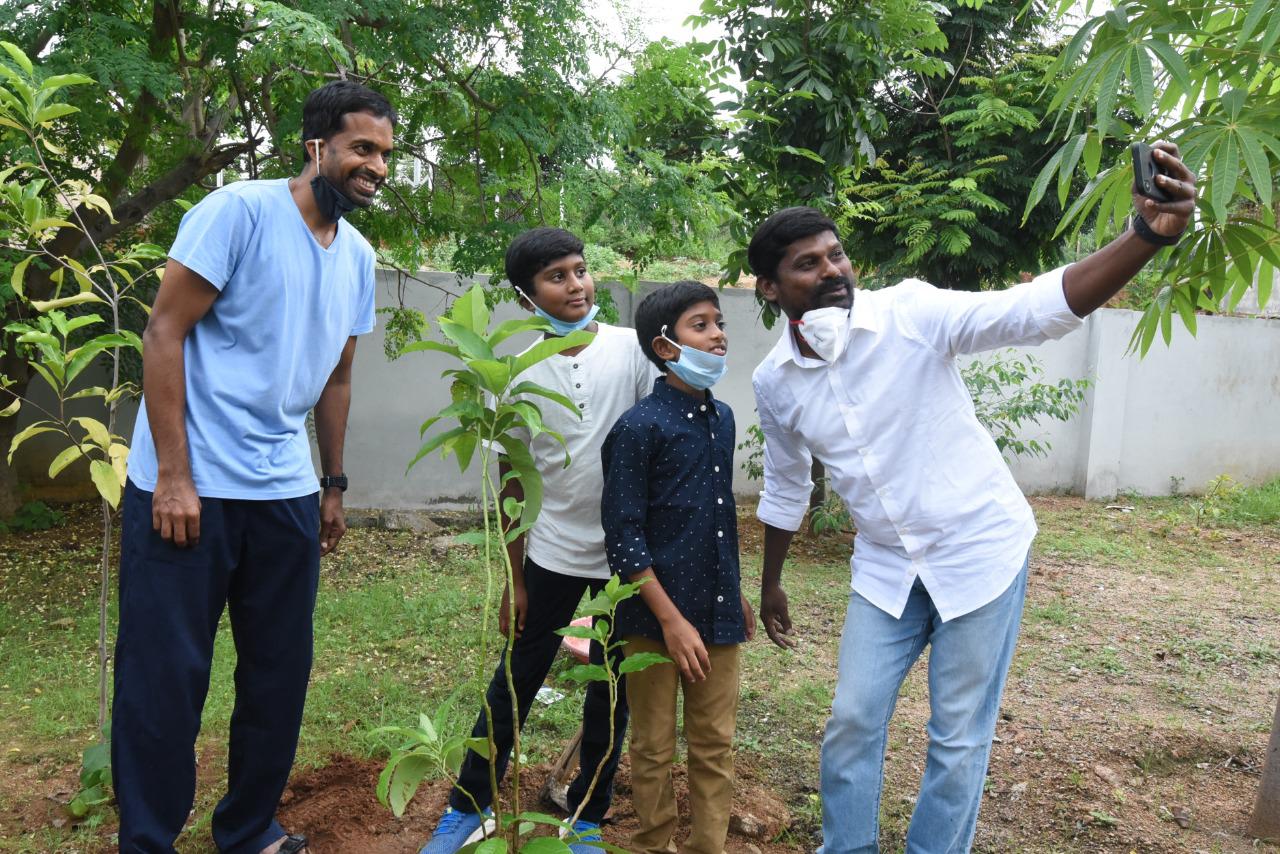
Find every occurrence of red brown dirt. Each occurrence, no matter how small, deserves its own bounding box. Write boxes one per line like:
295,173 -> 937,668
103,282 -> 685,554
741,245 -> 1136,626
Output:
276,755 -> 798,853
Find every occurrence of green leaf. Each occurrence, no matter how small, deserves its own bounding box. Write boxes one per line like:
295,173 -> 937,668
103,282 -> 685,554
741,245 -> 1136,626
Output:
556,624 -> 597,640
1022,144 -> 1067,225
448,284 -> 490,335
384,752 -> 433,817
618,652 -> 670,674
506,401 -> 543,437
0,397 -> 18,417
1235,0 -> 1271,48
399,339 -> 461,358
1129,46 -> 1153,119
35,103 -> 78,123
1082,132 -> 1102,177
1,41 -> 34,75
1210,133 -> 1240,225
486,316 -> 549,349
406,425 -> 468,472
29,292 -> 103,312
564,663 -> 610,683
464,737 -> 492,758
1057,134 -> 1086,208
1144,39 -> 1192,97
39,73 -> 94,91
512,330 -> 594,378
8,421 -> 55,462
72,416 -> 111,449
508,381 -> 577,415
89,459 -> 121,508
439,319 -> 496,361
1095,52 -> 1125,139
467,359 -> 513,395
1236,129 -> 1273,208
10,255 -> 32,297
48,444 -> 85,478
496,434 -> 542,527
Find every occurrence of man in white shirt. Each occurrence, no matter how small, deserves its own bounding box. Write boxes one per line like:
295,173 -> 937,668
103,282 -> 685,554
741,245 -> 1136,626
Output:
751,142 -> 1196,853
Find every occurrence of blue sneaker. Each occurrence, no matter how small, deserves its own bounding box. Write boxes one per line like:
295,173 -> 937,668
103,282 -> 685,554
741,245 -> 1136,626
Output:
559,819 -> 603,853
419,807 -> 495,854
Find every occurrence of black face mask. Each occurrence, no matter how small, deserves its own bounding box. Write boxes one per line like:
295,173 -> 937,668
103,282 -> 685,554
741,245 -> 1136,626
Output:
310,173 -> 357,223
308,140 -> 358,223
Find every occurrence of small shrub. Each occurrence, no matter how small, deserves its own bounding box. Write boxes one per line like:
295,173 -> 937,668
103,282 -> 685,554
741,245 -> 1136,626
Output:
0,500 -> 66,535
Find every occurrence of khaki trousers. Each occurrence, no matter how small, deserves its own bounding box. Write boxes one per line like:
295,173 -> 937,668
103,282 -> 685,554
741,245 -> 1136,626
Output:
624,635 -> 740,854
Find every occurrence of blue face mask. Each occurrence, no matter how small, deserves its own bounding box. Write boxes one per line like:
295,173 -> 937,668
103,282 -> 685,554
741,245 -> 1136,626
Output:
526,298 -> 600,336
661,326 -> 727,390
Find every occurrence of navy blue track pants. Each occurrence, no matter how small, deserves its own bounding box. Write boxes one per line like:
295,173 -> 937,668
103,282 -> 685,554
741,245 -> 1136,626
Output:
111,480 -> 320,853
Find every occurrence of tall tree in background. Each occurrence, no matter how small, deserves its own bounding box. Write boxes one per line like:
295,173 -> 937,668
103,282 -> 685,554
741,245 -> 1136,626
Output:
0,0 -> 707,514
692,0 -> 951,288
841,1 -> 1086,290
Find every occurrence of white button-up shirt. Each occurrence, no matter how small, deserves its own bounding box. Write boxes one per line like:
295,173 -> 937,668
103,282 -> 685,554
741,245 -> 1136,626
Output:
753,267 -> 1083,621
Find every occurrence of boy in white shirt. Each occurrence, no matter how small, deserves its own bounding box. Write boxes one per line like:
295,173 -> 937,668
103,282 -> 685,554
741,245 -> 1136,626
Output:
420,228 -> 655,853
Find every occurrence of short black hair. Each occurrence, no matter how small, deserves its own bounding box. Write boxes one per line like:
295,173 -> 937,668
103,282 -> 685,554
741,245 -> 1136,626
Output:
301,81 -> 398,162
634,280 -> 721,372
505,227 -> 586,297
747,206 -> 840,281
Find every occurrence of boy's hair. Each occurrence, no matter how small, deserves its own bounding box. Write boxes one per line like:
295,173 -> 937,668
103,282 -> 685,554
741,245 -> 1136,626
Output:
505,227 -> 586,297
634,280 -> 721,372
747,206 -> 840,281
301,81 -> 398,161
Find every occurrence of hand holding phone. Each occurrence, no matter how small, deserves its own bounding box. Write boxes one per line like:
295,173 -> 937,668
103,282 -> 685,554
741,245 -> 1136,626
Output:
1131,142 -> 1173,203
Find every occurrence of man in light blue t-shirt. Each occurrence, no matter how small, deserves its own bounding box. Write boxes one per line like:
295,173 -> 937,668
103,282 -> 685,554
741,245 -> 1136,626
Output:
113,81 -> 395,854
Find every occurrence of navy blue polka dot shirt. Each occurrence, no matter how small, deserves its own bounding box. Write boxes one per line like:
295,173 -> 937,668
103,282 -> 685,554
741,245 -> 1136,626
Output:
601,378 -> 745,645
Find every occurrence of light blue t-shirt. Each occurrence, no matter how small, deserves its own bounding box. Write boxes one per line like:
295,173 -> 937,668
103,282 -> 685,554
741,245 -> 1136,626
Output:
129,179 -> 376,499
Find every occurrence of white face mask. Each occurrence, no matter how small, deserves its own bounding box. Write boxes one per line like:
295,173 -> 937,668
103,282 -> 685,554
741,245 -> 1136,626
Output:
791,306 -> 851,363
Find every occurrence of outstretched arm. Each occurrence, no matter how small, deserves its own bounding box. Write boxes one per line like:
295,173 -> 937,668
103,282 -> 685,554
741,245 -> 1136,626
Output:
1062,141 -> 1197,317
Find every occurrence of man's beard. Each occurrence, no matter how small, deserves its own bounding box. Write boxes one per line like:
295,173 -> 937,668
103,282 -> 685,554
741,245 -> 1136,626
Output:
811,275 -> 855,311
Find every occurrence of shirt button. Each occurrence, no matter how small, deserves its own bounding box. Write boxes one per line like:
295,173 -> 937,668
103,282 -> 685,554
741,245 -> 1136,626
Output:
714,465 -> 720,472
573,363 -> 579,369
716,595 -> 724,603
711,432 -> 715,439
700,405 -> 707,411
717,530 -> 723,537
687,413 -> 693,419
575,383 -> 581,388
578,403 -> 585,409
717,498 -> 723,505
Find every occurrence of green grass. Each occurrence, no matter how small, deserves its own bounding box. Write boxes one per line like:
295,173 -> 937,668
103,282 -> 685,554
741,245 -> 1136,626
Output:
1219,477 -> 1280,526
2,490 -> 1279,853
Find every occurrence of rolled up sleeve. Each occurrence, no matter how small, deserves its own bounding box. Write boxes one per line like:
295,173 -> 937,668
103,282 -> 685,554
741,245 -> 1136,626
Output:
753,380 -> 813,532
601,423 -> 655,578
902,265 -> 1084,357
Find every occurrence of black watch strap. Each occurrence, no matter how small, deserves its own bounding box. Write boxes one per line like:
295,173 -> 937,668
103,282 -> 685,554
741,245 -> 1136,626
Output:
319,474 -> 348,492
1132,214 -> 1180,247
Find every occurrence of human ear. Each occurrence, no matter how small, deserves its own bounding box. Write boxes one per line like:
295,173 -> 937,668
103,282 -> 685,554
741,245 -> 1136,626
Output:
651,334 -> 680,362
756,275 -> 780,305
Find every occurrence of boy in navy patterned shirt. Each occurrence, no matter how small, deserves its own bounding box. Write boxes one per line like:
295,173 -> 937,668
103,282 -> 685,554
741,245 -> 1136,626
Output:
601,281 -> 755,854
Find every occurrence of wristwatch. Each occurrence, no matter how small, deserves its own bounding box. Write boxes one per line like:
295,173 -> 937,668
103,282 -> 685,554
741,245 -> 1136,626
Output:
319,474 -> 348,492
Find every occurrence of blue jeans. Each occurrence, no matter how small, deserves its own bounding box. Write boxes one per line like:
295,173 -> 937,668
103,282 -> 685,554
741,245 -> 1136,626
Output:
819,559 -> 1028,854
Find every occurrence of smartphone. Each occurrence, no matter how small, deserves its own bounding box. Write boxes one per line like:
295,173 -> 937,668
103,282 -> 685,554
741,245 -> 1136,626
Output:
1131,142 -> 1172,203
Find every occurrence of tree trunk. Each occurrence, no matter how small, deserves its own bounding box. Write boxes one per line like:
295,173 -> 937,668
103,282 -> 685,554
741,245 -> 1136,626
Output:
1249,693 -> 1280,840
0,347 -> 31,519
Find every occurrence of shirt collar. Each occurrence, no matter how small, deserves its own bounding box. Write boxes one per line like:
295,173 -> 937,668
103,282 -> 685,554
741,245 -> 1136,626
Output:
651,376 -> 715,416
773,290 -> 879,369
